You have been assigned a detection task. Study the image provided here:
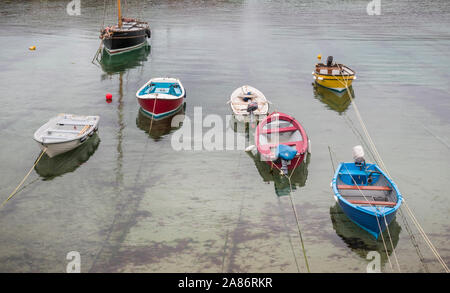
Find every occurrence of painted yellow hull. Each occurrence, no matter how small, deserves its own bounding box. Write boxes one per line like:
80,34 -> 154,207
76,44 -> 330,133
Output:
313,73 -> 355,92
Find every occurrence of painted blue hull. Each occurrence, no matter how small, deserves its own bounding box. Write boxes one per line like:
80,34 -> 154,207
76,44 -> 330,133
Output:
332,162 -> 402,239
337,197 -> 397,239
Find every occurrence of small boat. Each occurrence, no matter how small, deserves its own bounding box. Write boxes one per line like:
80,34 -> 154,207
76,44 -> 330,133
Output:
100,0 -> 151,55
229,85 -> 269,122
136,77 -> 186,120
33,114 -> 100,158
312,55 -> 356,92
331,146 -> 402,239
255,112 -> 310,175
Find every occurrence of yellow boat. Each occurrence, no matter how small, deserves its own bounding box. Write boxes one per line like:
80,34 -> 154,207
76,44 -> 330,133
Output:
312,55 -> 356,92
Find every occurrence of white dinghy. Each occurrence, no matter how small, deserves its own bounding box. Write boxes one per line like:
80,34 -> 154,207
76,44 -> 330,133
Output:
34,114 -> 100,158
229,85 -> 269,122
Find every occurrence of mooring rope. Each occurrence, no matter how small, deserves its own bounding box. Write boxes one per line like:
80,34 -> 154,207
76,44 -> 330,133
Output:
332,64 -> 448,272
286,176 -> 311,273
265,126 -> 311,272
332,69 -> 400,272
276,195 -> 301,273
329,145 -> 398,272
340,162 -> 397,272
1,148 -> 47,209
102,0 -> 107,28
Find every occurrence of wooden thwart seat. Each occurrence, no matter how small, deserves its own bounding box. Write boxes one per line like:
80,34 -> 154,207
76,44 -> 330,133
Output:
57,119 -> 95,126
337,185 -> 392,191
262,126 -> 297,134
347,200 -> 397,207
47,129 -> 80,134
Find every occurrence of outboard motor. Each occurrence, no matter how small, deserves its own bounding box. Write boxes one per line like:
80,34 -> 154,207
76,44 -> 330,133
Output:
352,145 -> 366,169
246,102 -> 258,113
327,56 -> 334,67
276,144 -> 298,175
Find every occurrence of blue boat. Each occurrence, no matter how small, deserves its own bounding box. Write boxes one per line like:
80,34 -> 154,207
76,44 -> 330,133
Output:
331,153 -> 402,239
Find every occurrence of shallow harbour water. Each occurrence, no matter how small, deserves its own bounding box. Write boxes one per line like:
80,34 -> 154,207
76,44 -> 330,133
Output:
0,0 -> 449,272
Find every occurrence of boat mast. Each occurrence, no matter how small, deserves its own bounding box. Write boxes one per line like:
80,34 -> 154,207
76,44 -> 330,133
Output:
117,0 -> 122,28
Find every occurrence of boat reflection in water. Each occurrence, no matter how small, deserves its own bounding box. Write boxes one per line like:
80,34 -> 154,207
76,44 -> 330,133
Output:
246,151 -> 310,197
136,103 -> 186,140
329,203 -> 401,266
312,83 -> 354,114
229,114 -> 258,145
34,133 -> 100,180
230,113 -> 248,134
99,43 -> 151,75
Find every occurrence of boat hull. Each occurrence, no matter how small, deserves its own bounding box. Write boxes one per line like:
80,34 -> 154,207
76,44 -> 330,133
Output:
337,196 -> 397,239
138,96 -> 185,120
37,138 -> 83,158
103,29 -> 150,55
33,114 -> 100,158
313,75 -> 354,92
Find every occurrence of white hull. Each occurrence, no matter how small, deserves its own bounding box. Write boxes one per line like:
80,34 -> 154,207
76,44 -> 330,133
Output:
36,139 -> 83,158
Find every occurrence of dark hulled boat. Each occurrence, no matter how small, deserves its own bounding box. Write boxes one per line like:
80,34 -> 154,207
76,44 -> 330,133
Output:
100,1 -> 151,55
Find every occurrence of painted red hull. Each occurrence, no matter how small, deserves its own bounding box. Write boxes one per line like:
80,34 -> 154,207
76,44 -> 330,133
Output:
138,97 -> 184,118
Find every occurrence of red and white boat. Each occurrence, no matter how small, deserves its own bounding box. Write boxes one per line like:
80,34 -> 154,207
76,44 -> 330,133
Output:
136,77 -> 186,120
255,112 -> 310,175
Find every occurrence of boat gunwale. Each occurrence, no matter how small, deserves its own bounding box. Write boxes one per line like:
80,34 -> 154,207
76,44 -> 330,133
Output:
314,63 -> 356,77
136,78 -> 185,100
229,85 -> 269,116
332,162 -> 403,217
33,116 -> 100,145
255,112 -> 308,158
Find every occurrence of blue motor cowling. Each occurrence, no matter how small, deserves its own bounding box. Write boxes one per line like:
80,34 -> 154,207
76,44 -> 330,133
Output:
276,144 -> 297,160
276,144 -> 298,175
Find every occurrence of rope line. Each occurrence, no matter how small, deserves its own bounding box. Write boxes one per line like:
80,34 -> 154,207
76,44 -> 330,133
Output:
262,113 -> 310,272
384,215 -> 401,271
286,176 -> 310,273
1,148 -> 47,209
332,63 -> 448,272
340,163 -> 396,272
333,69 -> 400,272
265,114 -> 310,272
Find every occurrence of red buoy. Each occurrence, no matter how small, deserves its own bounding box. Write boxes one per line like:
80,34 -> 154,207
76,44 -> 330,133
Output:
106,93 -> 112,103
